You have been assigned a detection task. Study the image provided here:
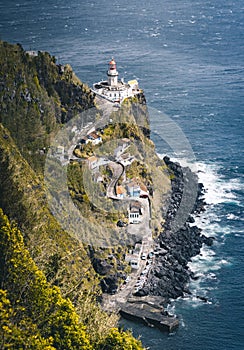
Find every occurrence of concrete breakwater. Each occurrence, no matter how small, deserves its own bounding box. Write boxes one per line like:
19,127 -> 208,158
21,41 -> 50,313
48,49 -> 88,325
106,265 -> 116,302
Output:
135,156 -> 214,302
120,296 -> 179,332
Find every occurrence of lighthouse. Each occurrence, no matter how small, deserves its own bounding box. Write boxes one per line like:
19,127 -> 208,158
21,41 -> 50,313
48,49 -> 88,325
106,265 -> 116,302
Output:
92,58 -> 140,103
107,58 -> 118,86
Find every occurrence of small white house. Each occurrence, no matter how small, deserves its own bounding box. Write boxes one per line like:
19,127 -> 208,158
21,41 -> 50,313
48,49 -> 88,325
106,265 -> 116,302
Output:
88,132 -> 102,145
128,79 -> 139,91
125,254 -> 139,269
127,180 -> 141,198
87,156 -> 98,170
128,201 -> 143,224
130,259 -> 140,269
80,132 -> 102,146
26,50 -> 38,57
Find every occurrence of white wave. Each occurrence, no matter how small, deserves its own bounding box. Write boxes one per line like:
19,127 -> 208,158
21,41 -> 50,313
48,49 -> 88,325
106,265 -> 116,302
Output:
188,245 -> 230,274
195,162 -> 243,206
157,157 -> 240,310
188,247 -> 216,273
226,213 -> 240,220
157,157 -> 242,207
235,233 -> 243,237
181,295 -> 207,309
206,272 -> 217,280
194,214 -> 231,237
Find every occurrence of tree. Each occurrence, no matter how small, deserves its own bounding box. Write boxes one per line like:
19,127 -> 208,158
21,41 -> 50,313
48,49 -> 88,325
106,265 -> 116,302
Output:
0,208 -> 91,349
98,328 -> 144,350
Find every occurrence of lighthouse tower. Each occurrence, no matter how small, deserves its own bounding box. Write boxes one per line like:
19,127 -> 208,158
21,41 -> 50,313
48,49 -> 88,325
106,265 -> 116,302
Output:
107,58 -> 118,86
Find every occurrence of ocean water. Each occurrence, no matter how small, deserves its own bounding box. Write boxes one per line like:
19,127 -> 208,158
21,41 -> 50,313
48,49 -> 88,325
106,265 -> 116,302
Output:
0,1 -> 243,349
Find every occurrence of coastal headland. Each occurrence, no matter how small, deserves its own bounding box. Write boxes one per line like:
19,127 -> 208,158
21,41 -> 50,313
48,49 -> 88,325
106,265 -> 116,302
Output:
87,92 -> 214,332
0,43 -> 215,346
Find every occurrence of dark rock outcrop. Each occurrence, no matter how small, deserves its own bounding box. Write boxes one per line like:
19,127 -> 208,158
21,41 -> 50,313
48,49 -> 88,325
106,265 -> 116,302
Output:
100,274 -> 118,294
93,258 -> 113,276
140,157 -> 213,302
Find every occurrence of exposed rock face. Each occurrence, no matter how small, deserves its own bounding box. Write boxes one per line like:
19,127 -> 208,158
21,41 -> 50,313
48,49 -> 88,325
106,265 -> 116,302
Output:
93,258 -> 113,276
137,156 -> 214,302
100,275 -> 118,294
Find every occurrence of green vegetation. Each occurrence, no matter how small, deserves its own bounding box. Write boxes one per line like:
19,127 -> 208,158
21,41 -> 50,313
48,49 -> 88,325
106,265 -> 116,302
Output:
65,111 -> 170,278
0,209 -> 143,349
0,209 -> 91,349
0,41 -> 95,172
93,119 -> 170,233
0,123 -> 98,296
0,40 -> 173,349
0,41 -> 145,349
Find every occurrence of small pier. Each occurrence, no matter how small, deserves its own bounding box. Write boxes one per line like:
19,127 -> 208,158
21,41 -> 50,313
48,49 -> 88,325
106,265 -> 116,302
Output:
120,306 -> 179,333
120,296 -> 179,332
102,294 -> 179,333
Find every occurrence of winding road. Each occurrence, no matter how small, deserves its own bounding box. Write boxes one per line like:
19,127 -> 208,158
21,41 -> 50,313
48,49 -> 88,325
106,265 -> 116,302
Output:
106,162 -> 125,199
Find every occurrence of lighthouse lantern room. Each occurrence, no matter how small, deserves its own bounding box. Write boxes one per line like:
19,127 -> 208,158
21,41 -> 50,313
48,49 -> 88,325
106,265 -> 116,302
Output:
107,58 -> 118,86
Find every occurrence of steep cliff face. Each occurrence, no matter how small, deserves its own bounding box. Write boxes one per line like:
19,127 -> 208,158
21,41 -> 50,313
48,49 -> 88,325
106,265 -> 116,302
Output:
0,123 -> 98,297
0,41 -> 146,348
120,92 -> 150,138
0,40 -> 98,294
0,41 -> 95,172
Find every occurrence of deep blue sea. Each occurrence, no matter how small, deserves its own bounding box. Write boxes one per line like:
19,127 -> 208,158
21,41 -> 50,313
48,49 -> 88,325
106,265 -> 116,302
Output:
1,1 -> 243,349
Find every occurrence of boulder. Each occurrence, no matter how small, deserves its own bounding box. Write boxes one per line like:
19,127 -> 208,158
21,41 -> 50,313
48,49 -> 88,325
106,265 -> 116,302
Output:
100,274 -> 118,294
93,258 -> 112,275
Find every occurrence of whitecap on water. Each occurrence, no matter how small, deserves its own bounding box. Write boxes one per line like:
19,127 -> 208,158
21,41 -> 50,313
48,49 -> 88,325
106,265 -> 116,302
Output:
196,163 -> 243,205
188,247 -> 217,273
226,213 -> 239,220
188,244 -> 230,274
157,158 -> 238,310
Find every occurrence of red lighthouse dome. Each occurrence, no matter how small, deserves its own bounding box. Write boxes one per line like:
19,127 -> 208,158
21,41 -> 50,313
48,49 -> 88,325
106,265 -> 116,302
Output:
109,58 -> 116,70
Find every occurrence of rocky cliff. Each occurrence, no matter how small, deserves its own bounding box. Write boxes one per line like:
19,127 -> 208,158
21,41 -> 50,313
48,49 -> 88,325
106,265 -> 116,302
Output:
0,41 -> 95,172
0,41 -> 144,349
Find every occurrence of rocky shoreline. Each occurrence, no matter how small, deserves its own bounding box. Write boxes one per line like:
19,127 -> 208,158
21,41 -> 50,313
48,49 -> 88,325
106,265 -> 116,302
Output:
134,156 -> 214,303
100,157 -> 214,332
101,156 -> 215,332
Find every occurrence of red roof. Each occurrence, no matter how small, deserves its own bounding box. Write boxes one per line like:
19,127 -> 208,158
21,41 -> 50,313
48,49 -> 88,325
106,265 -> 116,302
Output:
89,132 -> 100,139
116,185 -> 126,195
109,58 -> 116,65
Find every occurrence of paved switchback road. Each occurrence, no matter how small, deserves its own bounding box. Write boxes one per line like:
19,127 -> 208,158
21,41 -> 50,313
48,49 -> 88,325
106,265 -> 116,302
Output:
94,96 -> 155,310
106,162 -> 124,199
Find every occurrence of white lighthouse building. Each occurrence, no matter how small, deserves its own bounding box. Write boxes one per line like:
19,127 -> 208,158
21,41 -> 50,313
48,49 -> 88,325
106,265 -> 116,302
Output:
92,58 -> 141,104
107,58 -> 118,86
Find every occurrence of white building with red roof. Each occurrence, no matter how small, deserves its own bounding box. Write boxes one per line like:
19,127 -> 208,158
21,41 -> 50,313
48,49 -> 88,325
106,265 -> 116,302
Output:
92,58 -> 141,104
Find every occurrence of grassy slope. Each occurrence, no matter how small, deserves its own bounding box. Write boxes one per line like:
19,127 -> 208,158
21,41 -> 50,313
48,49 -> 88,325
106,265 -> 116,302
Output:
0,40 -> 170,348
0,208 -> 144,349
0,123 -> 98,297
0,40 -> 95,173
